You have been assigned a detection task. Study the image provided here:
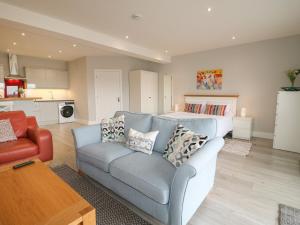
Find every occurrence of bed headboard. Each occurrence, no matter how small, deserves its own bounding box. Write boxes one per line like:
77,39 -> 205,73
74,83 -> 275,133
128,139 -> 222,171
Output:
184,94 -> 239,116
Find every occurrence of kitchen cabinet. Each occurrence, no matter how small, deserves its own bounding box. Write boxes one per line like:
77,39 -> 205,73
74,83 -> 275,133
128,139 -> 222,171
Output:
129,70 -> 158,114
25,67 -> 69,89
12,101 -> 39,118
12,100 -> 59,125
38,101 -> 59,124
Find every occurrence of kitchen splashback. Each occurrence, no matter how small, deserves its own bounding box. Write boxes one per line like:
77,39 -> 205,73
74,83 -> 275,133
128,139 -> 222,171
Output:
25,89 -> 71,100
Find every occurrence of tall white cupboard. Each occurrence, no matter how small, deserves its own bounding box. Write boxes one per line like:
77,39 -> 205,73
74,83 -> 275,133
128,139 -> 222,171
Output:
273,91 -> 300,153
129,70 -> 158,114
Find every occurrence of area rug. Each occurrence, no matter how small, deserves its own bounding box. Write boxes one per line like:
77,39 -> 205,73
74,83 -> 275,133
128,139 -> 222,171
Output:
279,204 -> 300,225
52,165 -> 150,225
222,138 -> 252,157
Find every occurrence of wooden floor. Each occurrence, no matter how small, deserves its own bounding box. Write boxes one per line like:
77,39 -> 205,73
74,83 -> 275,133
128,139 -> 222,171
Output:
44,122 -> 300,225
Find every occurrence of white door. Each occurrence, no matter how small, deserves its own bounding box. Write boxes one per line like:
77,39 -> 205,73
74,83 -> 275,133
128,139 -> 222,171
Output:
163,75 -> 172,113
95,70 -> 122,122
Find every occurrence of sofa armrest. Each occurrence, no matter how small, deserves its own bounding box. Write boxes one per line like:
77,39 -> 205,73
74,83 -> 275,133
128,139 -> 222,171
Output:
169,137 -> 224,225
27,128 -> 53,162
71,124 -> 101,150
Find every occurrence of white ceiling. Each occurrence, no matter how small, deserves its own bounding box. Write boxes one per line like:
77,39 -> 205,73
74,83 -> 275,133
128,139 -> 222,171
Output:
0,21 -> 119,61
0,0 -> 300,60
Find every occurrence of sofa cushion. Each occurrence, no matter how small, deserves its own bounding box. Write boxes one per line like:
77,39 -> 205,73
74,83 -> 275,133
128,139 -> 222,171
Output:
110,152 -> 176,204
0,138 -> 39,164
178,118 -> 217,140
0,119 -> 17,143
114,111 -> 152,137
151,116 -> 178,153
0,111 -> 28,138
77,142 -> 133,172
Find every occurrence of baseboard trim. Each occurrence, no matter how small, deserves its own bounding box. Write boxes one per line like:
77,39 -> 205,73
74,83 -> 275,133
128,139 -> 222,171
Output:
253,131 -> 274,140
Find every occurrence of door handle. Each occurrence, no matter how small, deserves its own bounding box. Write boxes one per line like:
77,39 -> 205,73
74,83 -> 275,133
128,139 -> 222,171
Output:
117,97 -> 120,102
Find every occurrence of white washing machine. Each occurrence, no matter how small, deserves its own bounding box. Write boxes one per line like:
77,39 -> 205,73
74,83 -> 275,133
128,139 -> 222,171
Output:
58,101 -> 75,123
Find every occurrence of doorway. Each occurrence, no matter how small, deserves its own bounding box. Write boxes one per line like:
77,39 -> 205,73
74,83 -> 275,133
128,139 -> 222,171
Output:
94,69 -> 122,122
163,75 -> 173,113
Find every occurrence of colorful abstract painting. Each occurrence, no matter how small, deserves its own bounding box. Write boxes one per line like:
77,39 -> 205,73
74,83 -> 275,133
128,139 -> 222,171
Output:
196,69 -> 223,90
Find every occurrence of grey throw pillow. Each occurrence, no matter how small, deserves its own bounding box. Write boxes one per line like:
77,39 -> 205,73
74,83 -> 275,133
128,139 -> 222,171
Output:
126,128 -> 159,155
163,124 -> 207,167
0,119 -> 17,143
101,115 -> 125,143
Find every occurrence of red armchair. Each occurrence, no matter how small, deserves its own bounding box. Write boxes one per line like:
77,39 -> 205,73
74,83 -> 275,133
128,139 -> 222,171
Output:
0,111 -> 53,165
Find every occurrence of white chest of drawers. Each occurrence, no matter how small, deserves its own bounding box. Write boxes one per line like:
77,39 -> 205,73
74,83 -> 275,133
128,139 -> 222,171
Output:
273,91 -> 300,153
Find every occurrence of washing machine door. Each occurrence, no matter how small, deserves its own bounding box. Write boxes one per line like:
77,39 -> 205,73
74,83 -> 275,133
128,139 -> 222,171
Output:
60,105 -> 74,118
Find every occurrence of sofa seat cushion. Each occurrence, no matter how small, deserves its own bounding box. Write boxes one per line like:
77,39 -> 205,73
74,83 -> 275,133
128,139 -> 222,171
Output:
0,138 -> 39,164
77,143 -> 133,172
110,152 -> 176,204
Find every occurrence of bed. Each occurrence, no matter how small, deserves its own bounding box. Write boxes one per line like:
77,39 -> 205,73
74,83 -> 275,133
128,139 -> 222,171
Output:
162,94 -> 239,137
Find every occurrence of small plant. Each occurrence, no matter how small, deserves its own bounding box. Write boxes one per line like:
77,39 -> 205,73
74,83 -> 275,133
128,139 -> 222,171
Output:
287,69 -> 300,87
18,87 -> 25,97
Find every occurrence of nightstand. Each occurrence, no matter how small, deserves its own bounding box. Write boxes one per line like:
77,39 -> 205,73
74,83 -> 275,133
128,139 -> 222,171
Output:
233,117 -> 253,140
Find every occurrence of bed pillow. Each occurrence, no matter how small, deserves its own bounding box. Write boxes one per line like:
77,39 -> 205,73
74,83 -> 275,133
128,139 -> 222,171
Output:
101,115 -> 125,143
163,124 -> 208,167
0,119 -> 17,143
184,103 -> 202,114
126,128 -> 159,154
204,104 -> 227,116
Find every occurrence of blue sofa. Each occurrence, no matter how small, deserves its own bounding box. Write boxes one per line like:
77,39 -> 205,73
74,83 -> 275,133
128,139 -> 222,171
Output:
72,111 -> 224,225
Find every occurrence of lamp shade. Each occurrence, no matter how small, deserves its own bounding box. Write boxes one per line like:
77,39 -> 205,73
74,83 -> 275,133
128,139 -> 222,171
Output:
241,107 -> 247,117
174,104 -> 180,112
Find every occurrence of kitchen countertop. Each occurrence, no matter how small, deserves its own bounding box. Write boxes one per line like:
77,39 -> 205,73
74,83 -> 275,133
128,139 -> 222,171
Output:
35,99 -> 74,102
0,98 -> 74,102
0,97 -> 42,102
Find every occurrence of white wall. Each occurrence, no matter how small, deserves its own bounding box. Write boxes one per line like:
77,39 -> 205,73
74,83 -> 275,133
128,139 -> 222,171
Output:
69,55 -> 159,123
68,57 -> 89,122
158,35 -> 300,137
86,56 -> 159,121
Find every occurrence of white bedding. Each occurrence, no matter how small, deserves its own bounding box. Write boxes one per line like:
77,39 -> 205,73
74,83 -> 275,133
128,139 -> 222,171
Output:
162,112 -> 233,137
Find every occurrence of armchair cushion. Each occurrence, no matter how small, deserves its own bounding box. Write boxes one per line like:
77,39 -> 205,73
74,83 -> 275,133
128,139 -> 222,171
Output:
0,111 -> 28,138
0,138 -> 38,164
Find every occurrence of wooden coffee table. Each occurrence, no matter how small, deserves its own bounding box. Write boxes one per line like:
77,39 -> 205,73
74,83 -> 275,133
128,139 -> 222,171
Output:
0,160 -> 96,225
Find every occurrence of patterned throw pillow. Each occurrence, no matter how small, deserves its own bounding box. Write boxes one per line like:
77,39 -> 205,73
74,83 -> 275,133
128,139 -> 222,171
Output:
0,119 -> 17,143
101,115 -> 125,143
204,104 -> 227,116
184,103 -> 202,114
126,128 -> 159,155
163,124 -> 208,167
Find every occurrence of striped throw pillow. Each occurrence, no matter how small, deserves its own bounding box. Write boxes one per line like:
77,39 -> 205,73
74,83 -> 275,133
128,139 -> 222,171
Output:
184,103 -> 202,114
204,104 -> 227,116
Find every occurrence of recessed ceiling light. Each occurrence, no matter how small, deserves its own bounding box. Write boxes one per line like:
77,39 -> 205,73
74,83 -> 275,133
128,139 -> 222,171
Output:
165,50 -> 169,54
232,36 -> 236,40
131,13 -> 143,20
21,32 -> 26,36
208,7 -> 212,12
48,55 -> 52,58
58,50 -> 62,53
13,42 -> 17,46
125,35 -> 129,39
72,44 -> 77,47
